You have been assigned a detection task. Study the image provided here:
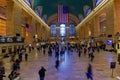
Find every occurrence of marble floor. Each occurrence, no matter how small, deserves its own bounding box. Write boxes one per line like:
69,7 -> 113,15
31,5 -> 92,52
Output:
2,48 -> 120,80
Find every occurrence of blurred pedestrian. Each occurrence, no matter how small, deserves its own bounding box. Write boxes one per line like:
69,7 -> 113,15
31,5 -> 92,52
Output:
25,53 -> 28,61
0,61 -> 5,80
38,66 -> 46,80
86,63 -> 93,80
55,59 -> 59,70
8,71 -> 16,80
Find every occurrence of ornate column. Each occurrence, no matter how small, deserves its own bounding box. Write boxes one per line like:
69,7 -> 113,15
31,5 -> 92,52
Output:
106,1 -> 114,41
6,0 -> 22,36
80,26 -> 85,39
93,16 -> 100,37
114,0 -> 120,42
31,18 -> 36,42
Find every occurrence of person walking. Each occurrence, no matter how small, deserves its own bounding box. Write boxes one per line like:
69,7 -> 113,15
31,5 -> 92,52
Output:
55,59 -> 59,70
78,47 -> 82,57
38,66 -> 46,80
0,61 -> 5,80
25,53 -> 28,61
86,63 -> 93,80
8,71 -> 16,80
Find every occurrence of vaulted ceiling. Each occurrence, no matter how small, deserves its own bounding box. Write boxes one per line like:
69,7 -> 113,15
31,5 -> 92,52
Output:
31,0 -> 94,25
25,0 -> 94,25
33,0 -> 93,17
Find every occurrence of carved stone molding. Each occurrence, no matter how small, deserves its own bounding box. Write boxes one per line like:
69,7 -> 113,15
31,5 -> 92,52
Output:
46,13 -> 79,26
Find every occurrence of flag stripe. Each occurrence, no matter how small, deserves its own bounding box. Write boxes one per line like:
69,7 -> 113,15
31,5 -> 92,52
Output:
58,5 -> 68,23
26,25 -> 32,32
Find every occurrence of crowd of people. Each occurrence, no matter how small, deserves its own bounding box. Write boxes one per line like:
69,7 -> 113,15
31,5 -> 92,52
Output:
0,42 -> 104,80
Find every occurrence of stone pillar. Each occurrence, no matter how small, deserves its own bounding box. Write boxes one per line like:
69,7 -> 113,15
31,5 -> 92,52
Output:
114,0 -> 120,41
89,19 -> 95,37
13,3 -> 22,35
44,27 -> 47,40
48,29 -> 50,40
6,0 -> 14,36
106,1 -> 114,41
80,26 -> 85,39
25,17 -> 33,44
94,16 -> 100,37
31,18 -> 36,42
105,1 -> 114,50
6,0 -> 22,36
76,27 -> 80,39
37,23 -> 41,38
42,27 -> 46,40
86,23 -> 91,38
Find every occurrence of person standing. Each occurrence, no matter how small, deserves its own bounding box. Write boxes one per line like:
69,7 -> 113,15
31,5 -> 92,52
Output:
38,66 -> 46,80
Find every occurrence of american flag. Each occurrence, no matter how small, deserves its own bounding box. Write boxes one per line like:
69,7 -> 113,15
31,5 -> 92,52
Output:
58,5 -> 69,24
25,24 -> 32,32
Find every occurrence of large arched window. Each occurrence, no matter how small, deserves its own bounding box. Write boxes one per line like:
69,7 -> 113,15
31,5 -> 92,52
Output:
24,0 -> 32,7
78,14 -> 84,22
35,6 -> 42,17
60,24 -> 66,37
95,0 -> 103,6
86,8 -> 92,16
35,8 -> 40,17
50,24 -> 56,36
83,5 -> 91,17
69,23 -> 75,36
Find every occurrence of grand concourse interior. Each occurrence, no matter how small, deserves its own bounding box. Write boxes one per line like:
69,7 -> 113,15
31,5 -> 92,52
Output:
0,0 -> 120,80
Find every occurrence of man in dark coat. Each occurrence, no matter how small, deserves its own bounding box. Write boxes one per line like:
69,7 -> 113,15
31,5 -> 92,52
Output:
38,66 -> 46,80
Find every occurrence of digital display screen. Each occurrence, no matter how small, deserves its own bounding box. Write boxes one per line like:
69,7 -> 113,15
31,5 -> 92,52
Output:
95,0 -> 103,6
60,24 -> 66,36
69,24 -> 75,36
50,24 -> 56,36
107,40 -> 112,45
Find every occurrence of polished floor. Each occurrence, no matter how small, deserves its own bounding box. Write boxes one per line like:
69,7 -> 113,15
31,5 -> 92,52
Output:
2,48 -> 120,80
